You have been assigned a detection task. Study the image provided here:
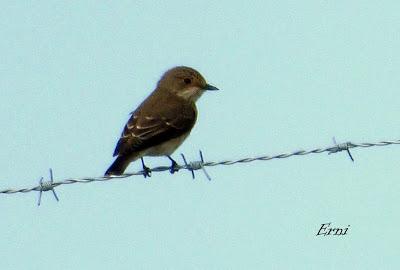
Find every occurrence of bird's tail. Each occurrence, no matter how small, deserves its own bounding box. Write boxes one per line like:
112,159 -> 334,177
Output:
105,155 -> 132,176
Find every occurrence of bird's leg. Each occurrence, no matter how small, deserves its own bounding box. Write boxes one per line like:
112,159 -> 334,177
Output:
140,157 -> 151,178
167,156 -> 179,174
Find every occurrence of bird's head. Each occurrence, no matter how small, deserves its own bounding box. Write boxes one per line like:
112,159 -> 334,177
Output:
157,66 -> 218,102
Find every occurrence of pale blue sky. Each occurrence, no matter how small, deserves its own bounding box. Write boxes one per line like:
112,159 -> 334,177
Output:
1,1 -> 400,269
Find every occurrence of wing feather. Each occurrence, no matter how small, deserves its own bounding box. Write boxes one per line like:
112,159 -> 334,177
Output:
113,99 -> 196,157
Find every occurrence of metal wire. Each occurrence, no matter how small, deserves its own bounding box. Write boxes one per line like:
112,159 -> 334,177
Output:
1,139 -> 399,196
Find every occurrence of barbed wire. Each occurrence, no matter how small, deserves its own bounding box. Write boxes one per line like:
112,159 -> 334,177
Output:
1,138 -> 400,205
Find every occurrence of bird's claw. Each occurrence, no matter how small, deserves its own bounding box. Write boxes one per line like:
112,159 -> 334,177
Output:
142,165 -> 151,178
141,157 -> 151,178
169,161 -> 179,174
167,156 -> 179,174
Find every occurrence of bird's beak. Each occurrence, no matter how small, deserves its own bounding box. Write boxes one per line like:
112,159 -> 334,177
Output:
204,84 -> 219,91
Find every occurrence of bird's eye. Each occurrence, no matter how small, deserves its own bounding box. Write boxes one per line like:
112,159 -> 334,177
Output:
184,78 -> 191,84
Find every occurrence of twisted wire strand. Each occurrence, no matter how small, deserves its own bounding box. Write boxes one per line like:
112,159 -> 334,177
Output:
1,139 -> 399,195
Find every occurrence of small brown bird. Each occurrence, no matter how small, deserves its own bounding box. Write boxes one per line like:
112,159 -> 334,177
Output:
105,66 -> 218,176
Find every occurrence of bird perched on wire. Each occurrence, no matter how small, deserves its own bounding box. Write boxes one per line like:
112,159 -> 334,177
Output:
105,66 -> 219,176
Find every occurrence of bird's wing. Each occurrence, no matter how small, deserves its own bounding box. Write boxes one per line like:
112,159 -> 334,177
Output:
113,103 -> 196,157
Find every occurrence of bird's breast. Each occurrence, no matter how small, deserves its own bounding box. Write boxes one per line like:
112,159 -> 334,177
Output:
144,132 -> 191,156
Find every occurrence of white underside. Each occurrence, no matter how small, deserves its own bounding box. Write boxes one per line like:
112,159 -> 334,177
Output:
141,132 -> 190,157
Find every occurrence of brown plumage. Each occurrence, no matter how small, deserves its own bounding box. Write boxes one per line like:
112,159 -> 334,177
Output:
105,66 -> 218,176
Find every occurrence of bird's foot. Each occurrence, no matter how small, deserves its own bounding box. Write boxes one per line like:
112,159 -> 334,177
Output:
141,157 -> 151,178
142,166 -> 151,178
168,156 -> 180,174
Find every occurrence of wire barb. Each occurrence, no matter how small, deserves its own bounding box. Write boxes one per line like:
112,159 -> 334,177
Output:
328,137 -> 354,162
181,150 -> 212,181
37,169 -> 59,206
